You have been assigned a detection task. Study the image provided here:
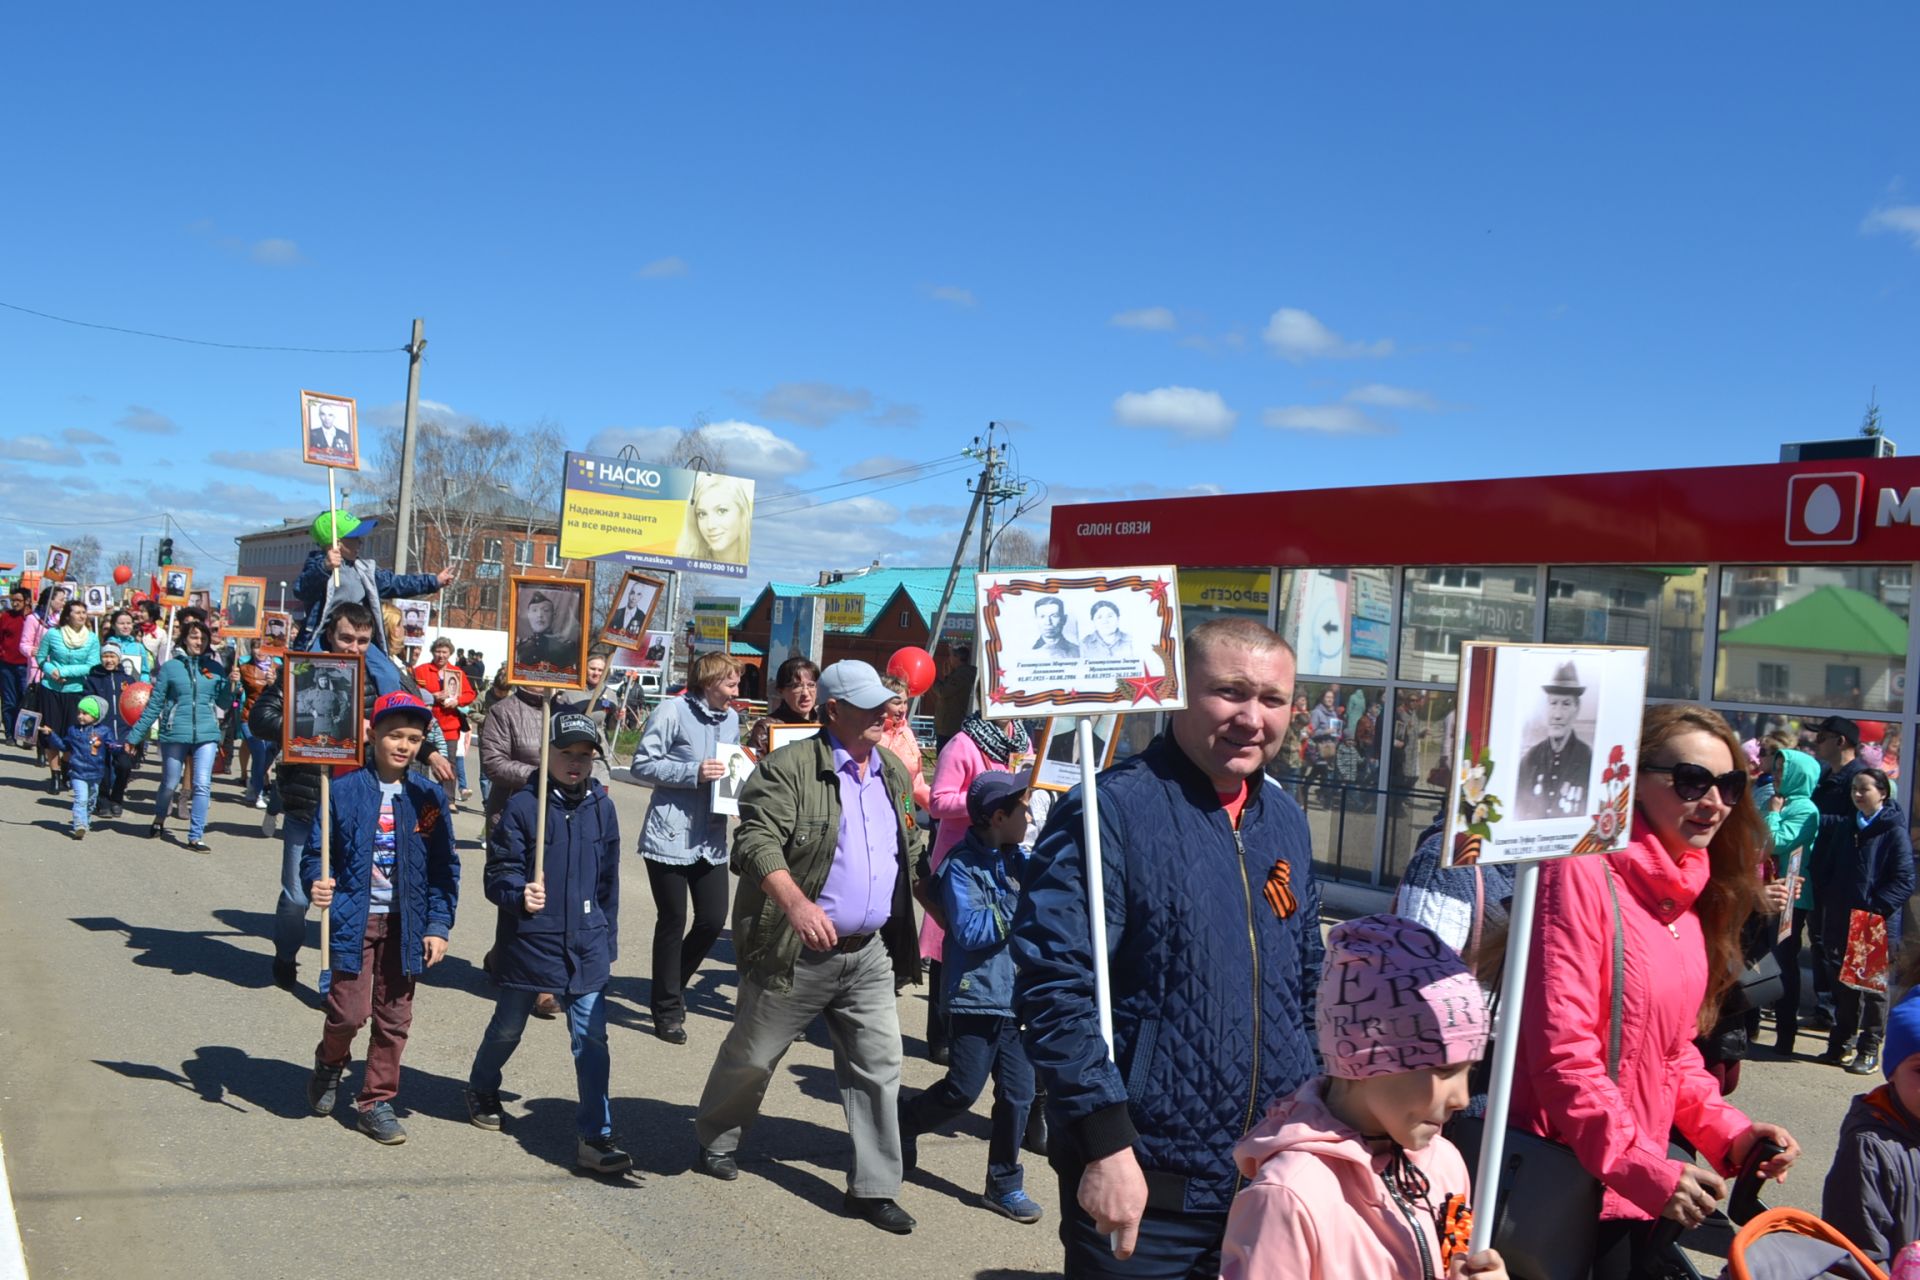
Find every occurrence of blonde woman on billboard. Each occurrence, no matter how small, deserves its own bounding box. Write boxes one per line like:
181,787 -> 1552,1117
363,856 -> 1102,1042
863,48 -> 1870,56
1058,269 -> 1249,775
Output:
676,473 -> 753,566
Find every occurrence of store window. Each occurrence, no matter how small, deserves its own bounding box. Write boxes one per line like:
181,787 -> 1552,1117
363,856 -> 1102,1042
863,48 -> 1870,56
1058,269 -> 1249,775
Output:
1275,568 -> 1394,681
1380,688 -> 1457,885
1546,566 -> 1706,700
1179,568 -> 1274,629
1714,565 -> 1910,714
1398,566 -> 1534,684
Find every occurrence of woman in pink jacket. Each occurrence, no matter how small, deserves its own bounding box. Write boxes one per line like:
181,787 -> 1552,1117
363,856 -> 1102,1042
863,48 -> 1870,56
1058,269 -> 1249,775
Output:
917,711 -> 1029,1062
876,675 -> 931,811
1221,913 -> 1506,1279
1509,703 -> 1800,1278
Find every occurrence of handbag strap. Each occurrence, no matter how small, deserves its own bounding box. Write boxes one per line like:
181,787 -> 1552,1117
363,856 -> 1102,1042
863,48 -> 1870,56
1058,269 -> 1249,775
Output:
1600,861 -> 1625,1084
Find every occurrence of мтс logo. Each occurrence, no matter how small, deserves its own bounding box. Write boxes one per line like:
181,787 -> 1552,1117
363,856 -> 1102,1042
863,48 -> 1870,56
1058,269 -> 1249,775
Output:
1785,472 -> 1864,546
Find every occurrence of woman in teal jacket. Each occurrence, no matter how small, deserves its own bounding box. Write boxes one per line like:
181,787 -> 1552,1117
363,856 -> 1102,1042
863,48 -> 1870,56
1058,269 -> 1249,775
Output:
33,597 -> 101,793
1767,745 -> 1822,1054
127,618 -> 231,851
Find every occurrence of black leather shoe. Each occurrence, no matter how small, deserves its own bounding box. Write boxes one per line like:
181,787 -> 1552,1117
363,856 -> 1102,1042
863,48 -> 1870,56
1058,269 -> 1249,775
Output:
1849,1048 -> 1881,1075
1817,1043 -> 1854,1066
272,959 -> 299,991
654,1020 -> 688,1045
695,1146 -> 739,1180
845,1195 -> 915,1234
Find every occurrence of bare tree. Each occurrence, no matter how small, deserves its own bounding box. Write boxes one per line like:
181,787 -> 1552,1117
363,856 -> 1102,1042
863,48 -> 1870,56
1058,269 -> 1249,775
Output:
110,547 -> 140,580
68,535 -> 103,584
989,524 -> 1048,569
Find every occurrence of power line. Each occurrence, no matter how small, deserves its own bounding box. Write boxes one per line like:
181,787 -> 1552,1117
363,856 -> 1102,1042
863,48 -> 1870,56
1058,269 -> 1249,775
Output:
757,459 -> 977,517
0,299 -> 404,355
754,452 -> 968,505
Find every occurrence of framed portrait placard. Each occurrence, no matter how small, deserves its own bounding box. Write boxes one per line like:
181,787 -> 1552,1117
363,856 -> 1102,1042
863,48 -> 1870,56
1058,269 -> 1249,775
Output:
975,566 -> 1186,720
42,545 -> 72,583
508,574 -> 589,690
282,651 -> 365,766
300,389 -> 360,470
258,611 -> 293,657
81,584 -> 111,614
1441,642 -> 1649,868
222,576 -> 267,639
397,599 -> 432,648
765,722 -> 820,755
710,743 -> 755,817
600,569 -> 665,651
158,566 -> 194,607
1030,714 -> 1122,793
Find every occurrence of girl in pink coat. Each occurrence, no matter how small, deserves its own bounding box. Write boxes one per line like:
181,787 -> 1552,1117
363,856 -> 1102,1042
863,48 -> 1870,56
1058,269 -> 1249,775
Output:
1508,703 -> 1801,1278
1221,913 -> 1506,1280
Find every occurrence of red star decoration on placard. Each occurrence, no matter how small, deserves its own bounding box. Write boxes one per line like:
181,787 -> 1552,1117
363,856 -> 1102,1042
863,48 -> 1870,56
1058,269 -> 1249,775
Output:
1124,674 -> 1165,704
986,584 -> 1008,605
990,682 -> 1009,702
1147,578 -> 1170,604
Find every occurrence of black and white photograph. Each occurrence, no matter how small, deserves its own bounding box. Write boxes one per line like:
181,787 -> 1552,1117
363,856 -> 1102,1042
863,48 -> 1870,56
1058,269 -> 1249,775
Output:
977,566 -> 1186,719
599,569 -> 664,650
222,576 -> 266,639
12,709 -> 42,748
638,629 -> 670,669
1030,715 -> 1121,793
43,545 -> 71,583
398,598 -> 432,647
710,742 -> 755,816
82,584 -> 110,615
508,574 -> 589,690
300,389 -> 360,470
259,611 -> 292,656
158,567 -> 193,606
282,651 -> 364,766
1443,642 -> 1649,867
189,589 -> 213,614
21,548 -> 40,574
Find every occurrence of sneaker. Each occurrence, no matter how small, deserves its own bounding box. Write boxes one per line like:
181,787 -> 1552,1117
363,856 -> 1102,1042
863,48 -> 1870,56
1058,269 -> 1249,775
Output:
577,1135 -> 633,1175
307,1058 -> 345,1115
1849,1047 -> 1882,1076
261,810 -> 278,838
983,1189 -> 1044,1224
357,1102 -> 408,1145
465,1088 -> 504,1131
253,794 -> 268,810
71,826 -> 86,841
187,840 -> 211,854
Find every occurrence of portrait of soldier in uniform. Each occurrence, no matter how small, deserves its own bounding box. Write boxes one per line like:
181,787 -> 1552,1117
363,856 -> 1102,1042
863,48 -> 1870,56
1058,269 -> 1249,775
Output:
1515,660 -> 1595,820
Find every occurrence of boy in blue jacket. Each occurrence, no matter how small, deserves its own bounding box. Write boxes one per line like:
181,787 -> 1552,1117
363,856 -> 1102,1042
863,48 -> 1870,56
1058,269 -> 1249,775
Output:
900,772 -> 1043,1224
49,695 -> 122,839
304,691 -> 459,1145
464,712 -> 628,1174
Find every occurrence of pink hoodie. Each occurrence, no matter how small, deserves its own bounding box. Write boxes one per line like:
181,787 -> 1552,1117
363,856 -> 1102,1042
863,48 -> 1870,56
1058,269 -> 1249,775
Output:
1221,1078 -> 1472,1280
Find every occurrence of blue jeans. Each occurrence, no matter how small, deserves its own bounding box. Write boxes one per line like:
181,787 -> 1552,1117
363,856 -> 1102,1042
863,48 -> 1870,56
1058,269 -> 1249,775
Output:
901,1013 -> 1034,1196
244,737 -> 278,803
1056,1157 -> 1227,1278
274,814 -> 316,963
155,741 -> 217,840
470,986 -> 612,1140
70,777 -> 98,829
452,746 -> 468,793
0,662 -> 26,739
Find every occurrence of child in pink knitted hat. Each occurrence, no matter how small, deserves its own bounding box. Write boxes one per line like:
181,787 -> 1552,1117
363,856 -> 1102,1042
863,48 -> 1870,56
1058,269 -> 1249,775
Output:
1220,913 -> 1506,1280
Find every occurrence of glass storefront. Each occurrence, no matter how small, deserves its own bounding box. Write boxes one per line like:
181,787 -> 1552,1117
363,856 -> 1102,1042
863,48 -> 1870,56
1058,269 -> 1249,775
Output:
1714,565 -> 1911,714
1546,566 -> 1707,700
1398,567 -> 1535,684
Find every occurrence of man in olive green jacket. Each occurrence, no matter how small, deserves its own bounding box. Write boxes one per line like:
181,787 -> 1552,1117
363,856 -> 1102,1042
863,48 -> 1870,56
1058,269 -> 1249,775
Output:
693,660 -> 926,1236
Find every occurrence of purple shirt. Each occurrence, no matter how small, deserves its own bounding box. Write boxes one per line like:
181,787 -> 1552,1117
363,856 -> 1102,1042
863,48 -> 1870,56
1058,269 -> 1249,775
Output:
814,731 -> 901,936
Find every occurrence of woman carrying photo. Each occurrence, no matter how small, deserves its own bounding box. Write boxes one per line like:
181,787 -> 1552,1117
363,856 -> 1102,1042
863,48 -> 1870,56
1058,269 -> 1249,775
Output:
631,651 -> 741,1044
127,618 -> 230,852
33,593 -> 99,793
746,656 -> 820,756
675,473 -> 752,565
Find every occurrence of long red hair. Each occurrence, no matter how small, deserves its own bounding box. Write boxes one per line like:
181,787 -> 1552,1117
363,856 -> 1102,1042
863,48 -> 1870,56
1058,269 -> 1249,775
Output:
1638,703 -> 1766,1035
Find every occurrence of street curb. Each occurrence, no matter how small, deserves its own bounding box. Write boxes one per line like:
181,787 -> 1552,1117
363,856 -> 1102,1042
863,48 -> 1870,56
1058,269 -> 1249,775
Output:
0,1133 -> 29,1280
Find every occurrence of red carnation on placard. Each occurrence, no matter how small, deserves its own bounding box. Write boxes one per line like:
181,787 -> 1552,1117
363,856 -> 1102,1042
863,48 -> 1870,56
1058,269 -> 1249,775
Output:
1602,766 -> 1616,784
1609,745 -> 1625,765
1615,764 -> 1630,782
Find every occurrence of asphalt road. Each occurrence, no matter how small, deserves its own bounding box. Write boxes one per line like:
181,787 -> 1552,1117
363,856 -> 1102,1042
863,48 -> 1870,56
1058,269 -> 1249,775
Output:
0,743 -> 1881,1278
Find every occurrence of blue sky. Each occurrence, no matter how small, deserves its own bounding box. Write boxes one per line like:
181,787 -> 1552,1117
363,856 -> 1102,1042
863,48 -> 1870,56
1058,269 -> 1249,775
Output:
4,5 -> 1919,593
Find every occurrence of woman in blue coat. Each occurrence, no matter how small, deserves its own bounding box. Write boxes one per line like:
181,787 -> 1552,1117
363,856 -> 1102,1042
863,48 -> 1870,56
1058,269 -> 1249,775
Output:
126,618 -> 231,850
33,596 -> 100,793
1819,766 -> 1917,1075
466,712 -> 627,1173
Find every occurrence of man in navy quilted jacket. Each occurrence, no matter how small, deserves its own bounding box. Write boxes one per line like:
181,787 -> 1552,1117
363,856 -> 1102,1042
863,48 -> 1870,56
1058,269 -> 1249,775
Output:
1012,617 -> 1323,1278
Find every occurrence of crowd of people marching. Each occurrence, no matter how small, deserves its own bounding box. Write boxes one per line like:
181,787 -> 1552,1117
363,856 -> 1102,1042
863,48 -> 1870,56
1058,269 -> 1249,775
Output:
12,508 -> 1920,1277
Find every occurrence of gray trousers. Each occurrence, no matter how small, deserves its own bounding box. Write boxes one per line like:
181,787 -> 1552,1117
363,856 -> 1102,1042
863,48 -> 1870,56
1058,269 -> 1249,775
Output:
694,937 -> 904,1198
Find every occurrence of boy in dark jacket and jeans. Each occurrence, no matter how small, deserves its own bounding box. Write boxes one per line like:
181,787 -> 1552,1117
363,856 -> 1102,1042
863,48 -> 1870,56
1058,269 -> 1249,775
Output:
463,712 -> 628,1174
50,695 -> 120,838
900,772 -> 1042,1224
304,691 -> 459,1145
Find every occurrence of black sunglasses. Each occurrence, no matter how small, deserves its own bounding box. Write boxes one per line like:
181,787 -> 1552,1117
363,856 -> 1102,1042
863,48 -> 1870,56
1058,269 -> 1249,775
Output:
1643,762 -> 1747,804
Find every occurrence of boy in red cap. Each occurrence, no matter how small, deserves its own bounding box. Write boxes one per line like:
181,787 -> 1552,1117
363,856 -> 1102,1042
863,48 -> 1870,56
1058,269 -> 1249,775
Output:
304,691 -> 460,1144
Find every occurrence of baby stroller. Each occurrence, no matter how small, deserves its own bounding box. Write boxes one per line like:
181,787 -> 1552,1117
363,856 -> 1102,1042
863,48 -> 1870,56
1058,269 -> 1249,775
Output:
1721,1209 -> 1887,1279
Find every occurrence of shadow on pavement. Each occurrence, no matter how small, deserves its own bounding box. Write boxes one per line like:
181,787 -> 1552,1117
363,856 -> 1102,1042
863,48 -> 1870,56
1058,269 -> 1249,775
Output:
94,1045 -> 316,1119
73,914 -> 274,989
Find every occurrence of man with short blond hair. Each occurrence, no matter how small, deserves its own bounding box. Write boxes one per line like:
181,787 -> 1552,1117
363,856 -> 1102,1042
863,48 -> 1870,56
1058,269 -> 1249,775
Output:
1013,618 -> 1323,1277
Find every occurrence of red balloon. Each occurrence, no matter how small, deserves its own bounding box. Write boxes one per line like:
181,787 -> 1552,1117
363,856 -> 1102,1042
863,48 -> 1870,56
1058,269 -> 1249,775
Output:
1860,720 -> 1889,745
119,682 -> 153,727
887,646 -> 936,697
112,564 -> 133,585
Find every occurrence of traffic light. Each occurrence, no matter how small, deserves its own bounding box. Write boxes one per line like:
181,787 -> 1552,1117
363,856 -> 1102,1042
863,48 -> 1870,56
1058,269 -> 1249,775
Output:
158,537 -> 174,566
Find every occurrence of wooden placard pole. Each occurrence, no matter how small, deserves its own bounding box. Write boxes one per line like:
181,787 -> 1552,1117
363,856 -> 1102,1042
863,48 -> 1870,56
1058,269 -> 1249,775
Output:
317,769 -> 333,996
532,690 -> 554,883
326,468 -> 342,589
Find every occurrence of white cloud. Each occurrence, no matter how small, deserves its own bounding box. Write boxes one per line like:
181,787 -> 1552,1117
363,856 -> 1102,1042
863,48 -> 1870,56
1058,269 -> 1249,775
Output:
210,449 -> 329,482
250,238 -> 304,267
61,428 -> 110,445
928,285 -> 977,308
750,381 -> 873,428
0,435 -> 84,466
1112,386 -> 1237,438
1262,308 -> 1393,362
636,255 -> 690,279
586,421 -> 813,482
1343,383 -> 1440,411
362,398 -> 481,432
117,405 -> 180,435
1110,306 -> 1176,332
841,454 -> 922,480
1863,205 -> 1920,249
583,426 -> 688,459
1261,404 -> 1394,435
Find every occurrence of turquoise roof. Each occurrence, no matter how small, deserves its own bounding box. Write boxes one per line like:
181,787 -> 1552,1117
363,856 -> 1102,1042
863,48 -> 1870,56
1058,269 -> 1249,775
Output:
751,567 -> 1044,636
